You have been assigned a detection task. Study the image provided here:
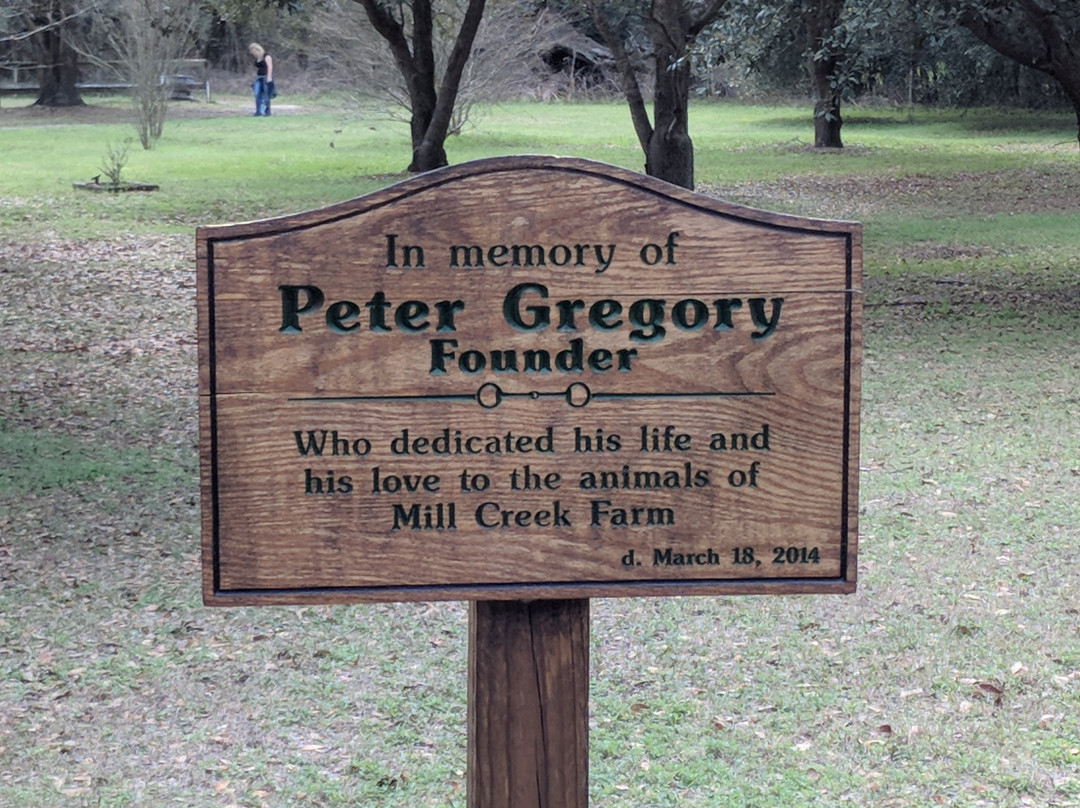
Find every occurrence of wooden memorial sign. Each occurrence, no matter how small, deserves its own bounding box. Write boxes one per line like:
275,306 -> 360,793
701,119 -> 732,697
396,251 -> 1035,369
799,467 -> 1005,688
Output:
197,156 -> 861,605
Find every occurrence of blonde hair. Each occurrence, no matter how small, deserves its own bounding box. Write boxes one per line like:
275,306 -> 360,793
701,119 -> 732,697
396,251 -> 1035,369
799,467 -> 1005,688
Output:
248,43 -> 265,60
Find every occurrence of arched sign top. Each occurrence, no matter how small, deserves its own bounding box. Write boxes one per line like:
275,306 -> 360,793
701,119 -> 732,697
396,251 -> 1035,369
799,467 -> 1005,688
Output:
200,155 -> 860,244
197,156 -> 861,605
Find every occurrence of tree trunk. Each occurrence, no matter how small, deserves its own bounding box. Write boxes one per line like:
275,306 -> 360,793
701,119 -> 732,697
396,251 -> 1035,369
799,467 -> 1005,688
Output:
405,0 -> 441,171
592,0 -> 725,188
647,52 -> 694,188
410,137 -> 449,173
412,0 -> 486,172
354,0 -> 486,174
1069,93 -> 1080,149
1036,43 -> 1080,148
804,0 -> 844,149
1050,68 -> 1080,149
33,20 -> 84,107
811,67 -> 843,148
642,0 -> 702,189
406,75 -> 442,172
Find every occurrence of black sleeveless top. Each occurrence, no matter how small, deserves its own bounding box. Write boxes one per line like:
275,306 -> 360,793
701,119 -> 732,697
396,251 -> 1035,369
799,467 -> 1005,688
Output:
255,57 -> 268,77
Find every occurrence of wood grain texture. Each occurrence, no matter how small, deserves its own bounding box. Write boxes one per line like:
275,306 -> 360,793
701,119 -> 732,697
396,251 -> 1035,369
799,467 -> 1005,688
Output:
197,156 -> 861,604
468,599 -> 589,808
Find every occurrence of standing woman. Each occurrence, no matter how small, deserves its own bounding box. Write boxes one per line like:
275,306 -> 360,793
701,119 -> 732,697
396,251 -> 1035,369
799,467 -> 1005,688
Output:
249,43 -> 273,116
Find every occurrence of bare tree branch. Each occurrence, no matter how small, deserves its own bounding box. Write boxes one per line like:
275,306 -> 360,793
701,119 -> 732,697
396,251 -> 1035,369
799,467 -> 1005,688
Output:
0,3 -> 99,45
688,0 -> 728,38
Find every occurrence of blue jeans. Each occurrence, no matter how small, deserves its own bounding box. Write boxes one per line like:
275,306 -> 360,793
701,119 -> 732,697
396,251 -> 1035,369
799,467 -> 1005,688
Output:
253,77 -> 271,116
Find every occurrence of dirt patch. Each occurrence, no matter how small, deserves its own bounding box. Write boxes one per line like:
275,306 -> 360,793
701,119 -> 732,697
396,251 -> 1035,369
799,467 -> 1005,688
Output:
895,244 -> 1012,261
708,166 -> 1080,221
863,268 -> 1080,332
0,97 -> 307,127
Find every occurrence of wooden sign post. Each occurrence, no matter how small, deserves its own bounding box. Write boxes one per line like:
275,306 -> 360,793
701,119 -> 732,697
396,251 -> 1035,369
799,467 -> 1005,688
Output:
469,598 -> 589,808
197,156 -> 861,806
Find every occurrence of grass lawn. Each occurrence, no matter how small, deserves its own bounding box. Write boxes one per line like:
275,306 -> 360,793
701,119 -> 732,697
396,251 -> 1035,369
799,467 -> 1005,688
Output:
1,94 -> 1078,807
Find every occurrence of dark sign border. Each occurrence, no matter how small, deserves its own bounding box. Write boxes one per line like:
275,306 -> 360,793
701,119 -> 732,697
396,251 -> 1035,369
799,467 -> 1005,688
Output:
198,156 -> 860,604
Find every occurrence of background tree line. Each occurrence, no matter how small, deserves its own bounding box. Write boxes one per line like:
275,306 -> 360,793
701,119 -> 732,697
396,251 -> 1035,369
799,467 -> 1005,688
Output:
3,0 -> 1078,184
